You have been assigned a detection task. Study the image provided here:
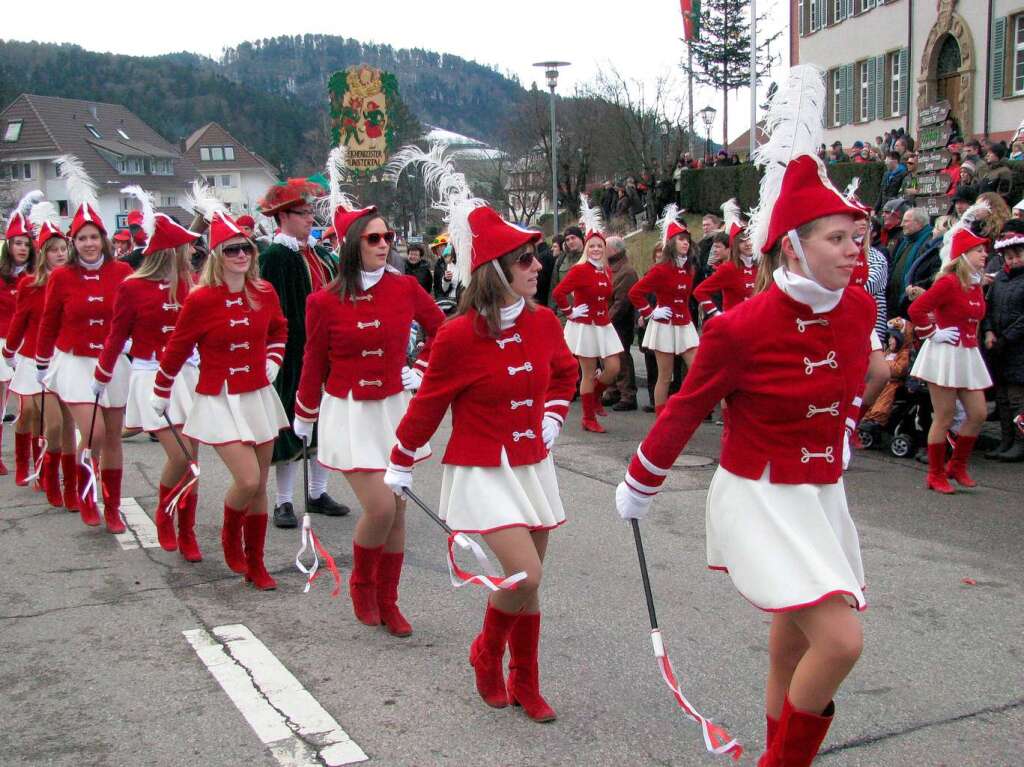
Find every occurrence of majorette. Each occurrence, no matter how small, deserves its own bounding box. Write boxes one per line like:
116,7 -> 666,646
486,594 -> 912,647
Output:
4,199 -> 78,510
628,203 -> 700,414
550,194 -> 623,433
617,65 -> 874,766
383,142 -> 578,721
693,198 -> 759,316
35,156 -> 134,532
153,193 -> 289,590
94,184 -> 204,558
0,189 -> 42,481
908,200 -> 992,494
292,145 -> 445,637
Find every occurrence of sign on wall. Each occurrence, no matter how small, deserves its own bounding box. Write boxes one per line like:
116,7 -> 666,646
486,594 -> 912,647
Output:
328,65 -> 399,177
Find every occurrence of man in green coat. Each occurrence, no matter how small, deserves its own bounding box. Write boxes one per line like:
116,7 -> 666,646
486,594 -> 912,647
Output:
259,179 -> 349,528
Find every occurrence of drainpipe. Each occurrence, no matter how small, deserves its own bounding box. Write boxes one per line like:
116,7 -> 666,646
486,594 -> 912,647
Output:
906,0 -> 913,135
984,0 -> 993,138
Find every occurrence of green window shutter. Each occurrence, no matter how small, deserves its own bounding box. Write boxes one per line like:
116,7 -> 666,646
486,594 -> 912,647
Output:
898,48 -> 909,115
866,61 -> 876,121
844,63 -> 855,125
874,56 -> 886,118
837,67 -> 846,125
991,17 -> 1006,100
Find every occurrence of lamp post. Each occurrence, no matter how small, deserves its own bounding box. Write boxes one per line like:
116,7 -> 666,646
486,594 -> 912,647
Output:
534,61 -> 570,238
699,105 -> 717,166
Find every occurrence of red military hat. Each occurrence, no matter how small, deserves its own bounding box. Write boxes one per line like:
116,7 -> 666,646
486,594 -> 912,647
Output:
947,227 -> 989,262
112,229 -> 131,243
464,206 -> 540,274
721,199 -> 746,246
28,199 -> 64,251
579,193 -> 606,243
332,203 -> 378,242
143,214 -> 201,256
4,211 -> 31,240
209,210 -> 250,250
58,155 -> 107,238
234,214 -> 255,228
258,178 -> 325,216
126,209 -> 144,227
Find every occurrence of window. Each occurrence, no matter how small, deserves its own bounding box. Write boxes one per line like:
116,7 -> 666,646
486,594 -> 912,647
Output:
57,200 -> 69,217
3,121 -> 22,142
118,156 -> 144,175
799,0 -> 805,35
120,197 -> 133,212
150,159 -> 173,176
224,146 -> 235,160
859,62 -> 870,122
859,0 -> 875,12
220,174 -> 233,188
211,147 -> 224,161
810,0 -> 821,32
1015,15 -> 1024,95
890,51 -> 901,116
831,69 -> 842,127
200,147 -> 210,161
832,0 -> 844,25
117,128 -> 130,141
22,163 -> 31,179
85,124 -> 101,139
162,195 -> 177,207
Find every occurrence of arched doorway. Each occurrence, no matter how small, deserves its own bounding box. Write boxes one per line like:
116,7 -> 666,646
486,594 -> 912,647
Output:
935,34 -> 962,123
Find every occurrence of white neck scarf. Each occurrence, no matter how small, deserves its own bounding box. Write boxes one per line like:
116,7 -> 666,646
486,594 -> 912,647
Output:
773,266 -> 844,314
79,255 -> 104,271
588,257 -> 603,269
360,266 -> 385,290
500,297 -> 526,329
740,254 -> 755,268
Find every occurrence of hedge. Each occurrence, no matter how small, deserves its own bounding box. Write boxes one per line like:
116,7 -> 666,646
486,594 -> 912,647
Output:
676,161 -> 1023,215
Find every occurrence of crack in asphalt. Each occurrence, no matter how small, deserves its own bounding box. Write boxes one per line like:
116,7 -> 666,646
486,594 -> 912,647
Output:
820,698 -> 1024,757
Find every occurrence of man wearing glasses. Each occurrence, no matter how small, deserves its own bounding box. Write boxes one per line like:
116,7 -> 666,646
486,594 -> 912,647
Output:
258,179 -> 349,528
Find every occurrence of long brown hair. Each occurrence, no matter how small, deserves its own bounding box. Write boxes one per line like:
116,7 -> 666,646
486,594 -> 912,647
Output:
665,232 -> 696,274
0,234 -> 37,281
67,224 -> 113,266
754,219 -> 819,294
128,244 -> 193,304
457,246 -> 537,338
327,213 -> 387,302
199,237 -> 265,308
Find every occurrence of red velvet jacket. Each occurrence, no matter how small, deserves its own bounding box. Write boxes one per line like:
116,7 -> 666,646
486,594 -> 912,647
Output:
625,283 -> 874,494
391,306 -> 578,468
155,282 -> 287,397
294,272 -> 444,418
0,274 -> 19,337
850,250 -> 869,290
692,260 -> 758,315
3,275 -> 44,360
36,259 -> 134,365
94,276 -> 193,384
908,273 -> 985,348
551,261 -> 614,326
627,260 -> 695,325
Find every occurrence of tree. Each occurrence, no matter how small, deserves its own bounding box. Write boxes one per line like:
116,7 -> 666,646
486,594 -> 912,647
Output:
680,0 -> 780,147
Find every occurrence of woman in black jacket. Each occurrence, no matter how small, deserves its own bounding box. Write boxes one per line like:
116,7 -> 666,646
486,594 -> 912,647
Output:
983,223 -> 1024,461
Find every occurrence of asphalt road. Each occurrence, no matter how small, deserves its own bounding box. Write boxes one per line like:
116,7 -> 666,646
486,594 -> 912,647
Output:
0,401 -> 1020,766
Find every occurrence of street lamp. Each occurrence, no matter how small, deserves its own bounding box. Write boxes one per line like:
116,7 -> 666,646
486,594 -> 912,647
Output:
533,61 -> 570,238
699,105 -> 717,166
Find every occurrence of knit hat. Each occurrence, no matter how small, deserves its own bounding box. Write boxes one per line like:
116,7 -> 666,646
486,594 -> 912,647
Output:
4,189 -> 43,240
57,155 -> 106,238
563,225 -> 584,242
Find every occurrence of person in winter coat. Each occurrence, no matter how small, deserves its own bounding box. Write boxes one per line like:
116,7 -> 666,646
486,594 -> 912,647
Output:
875,152 -> 908,213
981,145 -> 1014,205
982,223 -> 1024,461
403,243 -> 434,294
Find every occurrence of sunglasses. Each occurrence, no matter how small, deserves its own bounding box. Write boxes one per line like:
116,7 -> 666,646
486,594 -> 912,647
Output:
361,231 -> 396,246
223,244 -> 255,257
511,251 -> 537,268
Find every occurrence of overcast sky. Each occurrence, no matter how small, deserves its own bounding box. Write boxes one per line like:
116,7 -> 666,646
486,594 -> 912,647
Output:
5,0 -> 790,146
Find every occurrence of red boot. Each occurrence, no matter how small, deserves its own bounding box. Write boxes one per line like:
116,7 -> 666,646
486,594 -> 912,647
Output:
349,542 -> 382,626
581,392 -> 606,433
30,436 -> 43,491
925,442 -> 955,494
61,454 -> 79,512
76,462 -> 101,526
654,403 -> 665,416
593,380 -> 608,417
760,696 -> 834,767
221,504 -> 247,574
101,468 -> 125,534
243,513 -> 276,590
470,603 -> 518,708
756,714 -> 781,766
376,550 -> 412,637
155,484 -> 178,552
43,450 -> 63,507
946,434 -> 978,488
506,612 -> 556,723
178,491 -> 202,563
14,431 -> 31,486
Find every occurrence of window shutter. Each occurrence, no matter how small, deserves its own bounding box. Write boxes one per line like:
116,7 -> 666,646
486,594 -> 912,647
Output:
898,47 -> 909,115
991,17 -> 1006,100
837,67 -> 846,125
817,0 -> 826,31
844,63 -> 855,125
874,56 -> 886,118
846,0 -> 854,18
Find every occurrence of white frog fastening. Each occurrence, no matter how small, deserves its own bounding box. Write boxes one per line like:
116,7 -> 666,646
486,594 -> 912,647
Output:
361,349 -> 384,357
796,317 -> 829,333
358,379 -> 383,387
507,362 -> 534,376
357,320 -> 381,329
510,399 -> 534,410
496,333 -> 523,349
161,325 -> 175,334
804,351 -> 838,375
162,302 -> 179,311
512,429 -> 537,442
229,342 -> 250,351
229,317 -> 249,327
354,294 -> 373,302
225,297 -> 243,307
229,365 -> 250,375
806,401 -> 840,418
87,296 -> 104,303
800,446 -> 835,464
88,342 -> 103,350
88,319 -> 104,326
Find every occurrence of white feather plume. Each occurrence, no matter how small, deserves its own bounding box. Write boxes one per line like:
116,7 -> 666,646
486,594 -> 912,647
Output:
183,178 -> 226,222
29,200 -> 59,232
748,65 -> 827,256
657,202 -> 681,248
384,142 -> 484,287
316,146 -> 358,222
844,177 -> 860,201
56,154 -> 98,211
120,185 -> 156,238
578,193 -> 605,238
721,198 -> 742,233
940,199 -> 990,266
12,189 -> 44,219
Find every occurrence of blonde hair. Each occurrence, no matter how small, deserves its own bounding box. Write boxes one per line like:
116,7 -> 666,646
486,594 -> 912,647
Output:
199,238 -> 264,308
576,236 -> 607,267
127,244 -> 192,304
977,192 -> 1010,239
32,237 -> 67,288
939,251 -> 978,289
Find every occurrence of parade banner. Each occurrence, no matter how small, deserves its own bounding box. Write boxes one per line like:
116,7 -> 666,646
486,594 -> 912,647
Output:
328,65 -> 399,177
680,0 -> 701,41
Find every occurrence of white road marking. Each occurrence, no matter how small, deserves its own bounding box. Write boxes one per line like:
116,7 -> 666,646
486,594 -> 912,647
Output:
183,624 -> 367,766
114,497 -> 160,550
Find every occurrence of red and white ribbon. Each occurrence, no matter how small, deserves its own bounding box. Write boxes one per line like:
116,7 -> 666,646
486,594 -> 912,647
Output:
79,449 -> 99,505
26,435 -> 47,483
649,629 -> 743,761
164,462 -> 200,518
446,532 -> 527,591
295,514 -> 341,596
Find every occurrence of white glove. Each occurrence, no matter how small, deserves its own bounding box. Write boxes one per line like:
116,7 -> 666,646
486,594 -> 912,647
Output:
931,327 -> 959,345
150,393 -> 169,416
541,414 -> 562,451
568,304 -> 590,320
90,379 -> 106,399
842,429 -> 852,470
401,365 -> 423,391
616,481 -> 654,521
265,359 -> 281,383
651,305 -> 673,321
4,352 -> 15,372
35,365 -> 48,384
292,417 -> 314,443
383,461 -> 413,497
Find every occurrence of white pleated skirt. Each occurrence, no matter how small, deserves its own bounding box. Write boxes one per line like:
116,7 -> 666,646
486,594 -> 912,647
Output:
705,465 -> 866,612
184,384 -> 288,447
317,390 -> 430,472
439,450 -> 565,534
44,350 -> 131,408
910,340 -> 992,390
642,321 -> 700,354
0,339 -> 13,383
9,355 -> 41,397
564,321 -> 624,358
125,365 -> 198,432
